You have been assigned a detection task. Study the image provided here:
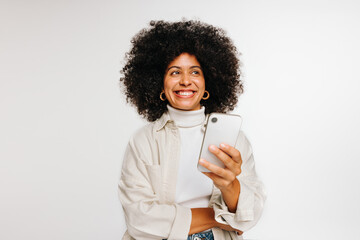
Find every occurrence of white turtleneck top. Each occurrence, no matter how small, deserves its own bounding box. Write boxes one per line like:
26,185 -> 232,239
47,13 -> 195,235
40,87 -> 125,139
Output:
167,105 -> 213,208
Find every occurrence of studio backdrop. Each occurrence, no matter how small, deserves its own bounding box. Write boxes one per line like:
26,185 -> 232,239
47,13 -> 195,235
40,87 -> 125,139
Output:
1,0 -> 359,239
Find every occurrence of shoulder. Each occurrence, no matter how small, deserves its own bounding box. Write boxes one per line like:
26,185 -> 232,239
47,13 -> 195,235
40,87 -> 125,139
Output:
236,130 -> 251,146
128,123 -> 156,159
123,114 -> 171,166
128,112 -> 170,153
235,130 -> 254,161
130,122 -> 155,143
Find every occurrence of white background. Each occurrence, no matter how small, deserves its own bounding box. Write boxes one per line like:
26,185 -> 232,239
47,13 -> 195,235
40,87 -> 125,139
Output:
1,0 -> 360,239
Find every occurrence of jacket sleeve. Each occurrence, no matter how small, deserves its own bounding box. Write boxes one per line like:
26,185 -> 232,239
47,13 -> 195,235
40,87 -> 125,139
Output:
211,131 -> 266,232
118,133 -> 192,240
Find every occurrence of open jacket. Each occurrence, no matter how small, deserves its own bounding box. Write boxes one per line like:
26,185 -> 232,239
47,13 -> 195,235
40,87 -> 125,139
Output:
118,113 -> 266,240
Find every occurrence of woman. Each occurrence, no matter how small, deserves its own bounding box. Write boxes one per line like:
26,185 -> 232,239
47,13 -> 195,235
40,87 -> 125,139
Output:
119,20 -> 265,240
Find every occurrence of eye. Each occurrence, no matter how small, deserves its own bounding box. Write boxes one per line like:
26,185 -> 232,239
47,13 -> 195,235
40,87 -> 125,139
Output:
170,70 -> 180,75
191,69 -> 201,75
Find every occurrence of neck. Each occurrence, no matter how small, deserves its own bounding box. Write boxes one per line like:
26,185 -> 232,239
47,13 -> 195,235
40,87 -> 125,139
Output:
167,105 -> 205,128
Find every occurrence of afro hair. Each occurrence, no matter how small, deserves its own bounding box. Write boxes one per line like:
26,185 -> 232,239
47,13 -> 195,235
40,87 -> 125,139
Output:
120,20 -> 243,122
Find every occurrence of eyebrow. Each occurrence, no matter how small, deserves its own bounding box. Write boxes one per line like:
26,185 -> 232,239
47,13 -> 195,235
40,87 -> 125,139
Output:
166,65 -> 202,72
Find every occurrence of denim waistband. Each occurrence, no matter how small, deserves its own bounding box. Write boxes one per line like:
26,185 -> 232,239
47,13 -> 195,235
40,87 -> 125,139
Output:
162,229 -> 213,240
187,229 -> 214,240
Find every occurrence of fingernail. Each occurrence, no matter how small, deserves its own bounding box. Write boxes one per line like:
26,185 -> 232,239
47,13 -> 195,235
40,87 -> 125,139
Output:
220,143 -> 227,149
209,145 -> 216,151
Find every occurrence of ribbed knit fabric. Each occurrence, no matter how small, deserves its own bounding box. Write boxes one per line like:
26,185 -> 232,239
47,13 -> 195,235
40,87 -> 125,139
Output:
167,105 -> 213,208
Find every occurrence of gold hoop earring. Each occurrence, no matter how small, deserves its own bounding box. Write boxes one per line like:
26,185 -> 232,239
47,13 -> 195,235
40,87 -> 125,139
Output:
202,90 -> 210,100
160,90 -> 166,101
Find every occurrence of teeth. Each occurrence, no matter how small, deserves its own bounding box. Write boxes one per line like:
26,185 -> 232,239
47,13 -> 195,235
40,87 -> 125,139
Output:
177,91 -> 194,96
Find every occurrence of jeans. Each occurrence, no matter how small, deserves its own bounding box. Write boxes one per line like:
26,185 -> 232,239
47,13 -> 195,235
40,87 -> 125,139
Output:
163,229 -> 214,240
187,229 -> 214,240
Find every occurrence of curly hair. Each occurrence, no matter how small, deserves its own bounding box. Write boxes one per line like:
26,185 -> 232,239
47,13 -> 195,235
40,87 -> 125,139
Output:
120,20 -> 243,122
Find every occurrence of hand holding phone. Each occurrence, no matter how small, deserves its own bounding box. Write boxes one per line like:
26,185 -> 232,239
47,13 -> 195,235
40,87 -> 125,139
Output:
197,113 -> 242,172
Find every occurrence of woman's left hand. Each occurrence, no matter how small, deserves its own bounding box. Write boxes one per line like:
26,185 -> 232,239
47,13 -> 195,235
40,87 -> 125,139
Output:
199,143 -> 242,212
199,143 -> 242,191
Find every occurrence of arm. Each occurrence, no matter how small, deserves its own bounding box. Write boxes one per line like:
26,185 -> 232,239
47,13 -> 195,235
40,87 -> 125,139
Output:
219,178 -> 240,213
189,208 -> 243,235
189,208 -> 216,234
199,143 -> 242,213
199,131 -> 266,231
118,137 -> 191,239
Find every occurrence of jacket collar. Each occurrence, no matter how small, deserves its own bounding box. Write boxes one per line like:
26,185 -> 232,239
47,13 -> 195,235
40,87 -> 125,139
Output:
155,112 -> 172,132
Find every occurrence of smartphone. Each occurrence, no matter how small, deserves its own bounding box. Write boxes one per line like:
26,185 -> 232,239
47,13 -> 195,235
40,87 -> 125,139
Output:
197,113 -> 242,172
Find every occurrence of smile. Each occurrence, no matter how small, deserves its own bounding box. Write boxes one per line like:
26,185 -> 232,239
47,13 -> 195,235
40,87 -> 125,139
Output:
174,90 -> 196,98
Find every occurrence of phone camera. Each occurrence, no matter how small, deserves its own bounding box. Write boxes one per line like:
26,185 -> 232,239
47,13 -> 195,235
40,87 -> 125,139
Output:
211,117 -> 217,123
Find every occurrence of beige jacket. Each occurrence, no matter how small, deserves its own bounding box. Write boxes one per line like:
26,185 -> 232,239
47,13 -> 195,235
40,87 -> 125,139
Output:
118,113 -> 266,240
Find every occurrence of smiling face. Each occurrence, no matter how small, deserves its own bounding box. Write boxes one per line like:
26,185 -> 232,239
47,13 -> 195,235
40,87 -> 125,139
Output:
163,53 -> 205,111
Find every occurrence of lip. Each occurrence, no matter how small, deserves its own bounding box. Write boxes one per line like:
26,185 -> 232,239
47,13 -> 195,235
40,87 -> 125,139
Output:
173,90 -> 197,98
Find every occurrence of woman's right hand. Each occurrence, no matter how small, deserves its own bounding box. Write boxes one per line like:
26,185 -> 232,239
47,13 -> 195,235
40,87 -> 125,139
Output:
189,208 -> 243,236
216,222 -> 243,236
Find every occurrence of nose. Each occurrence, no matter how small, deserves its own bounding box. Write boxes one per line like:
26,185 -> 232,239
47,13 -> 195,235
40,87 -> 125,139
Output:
179,74 -> 191,86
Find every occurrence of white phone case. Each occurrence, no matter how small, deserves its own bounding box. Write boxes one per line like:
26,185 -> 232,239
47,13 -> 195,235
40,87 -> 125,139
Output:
197,113 -> 242,172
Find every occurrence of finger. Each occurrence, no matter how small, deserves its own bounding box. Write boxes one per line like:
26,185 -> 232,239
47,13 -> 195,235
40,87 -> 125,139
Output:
203,172 -> 235,189
202,172 -> 227,185
208,145 -> 240,171
219,143 -> 242,164
199,158 -> 231,179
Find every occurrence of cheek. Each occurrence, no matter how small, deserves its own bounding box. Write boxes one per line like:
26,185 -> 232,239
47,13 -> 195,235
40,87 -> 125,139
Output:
196,78 -> 205,90
164,78 -> 177,91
